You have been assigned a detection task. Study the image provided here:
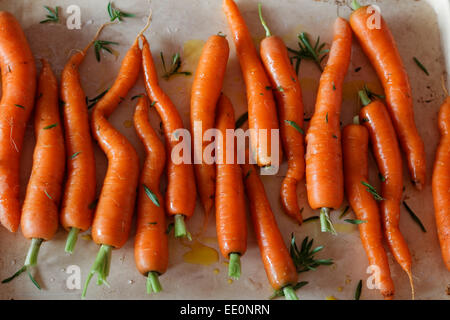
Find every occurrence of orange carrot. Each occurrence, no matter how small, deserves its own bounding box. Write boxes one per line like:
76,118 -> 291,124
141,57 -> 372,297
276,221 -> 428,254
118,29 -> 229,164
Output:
0,11 -> 37,232
215,94 -> 247,279
141,35 -> 196,239
258,3 -> 305,224
2,59 -> 64,288
305,17 -> 352,234
191,34 -> 229,224
134,95 -> 168,293
223,0 -> 281,167
350,1 -> 426,190
342,117 -> 395,300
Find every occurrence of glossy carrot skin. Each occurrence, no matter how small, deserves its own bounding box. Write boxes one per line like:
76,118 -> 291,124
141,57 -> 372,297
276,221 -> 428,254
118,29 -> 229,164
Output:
191,35 -> 229,217
241,163 -> 297,291
305,18 -> 352,210
141,35 -> 196,220
134,95 -> 168,276
0,11 -> 36,232
360,100 -> 412,275
432,96 -> 450,270
90,40 -> 141,249
342,124 -> 394,300
350,7 -> 426,190
223,0 -> 281,166
215,94 -> 247,259
60,48 -> 97,232
260,35 -> 305,224
21,60 -> 65,241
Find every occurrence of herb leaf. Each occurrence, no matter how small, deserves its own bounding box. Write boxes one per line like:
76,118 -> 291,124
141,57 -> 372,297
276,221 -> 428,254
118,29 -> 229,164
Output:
71,151 -> 81,160
15,104 -> 25,109
288,32 -> 329,73
344,219 -> 367,225
413,57 -> 429,76
284,120 -> 304,135
403,201 -> 426,232
87,89 -> 109,109
44,190 -> 53,200
107,2 -> 135,22
235,112 -> 248,129
361,181 -> 384,201
143,184 -> 160,207
43,123 -> 57,130
303,216 -> 319,223
94,41 -> 119,62
290,234 -> 333,273
354,280 -> 362,300
339,205 -> 350,219
40,6 -> 59,24
160,52 -> 192,80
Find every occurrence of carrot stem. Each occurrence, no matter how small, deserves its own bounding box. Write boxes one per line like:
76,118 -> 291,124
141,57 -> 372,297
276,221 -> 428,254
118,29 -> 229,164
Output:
258,3 -> 271,37
82,244 -> 112,299
351,0 -> 361,10
320,207 -> 337,235
358,89 -> 371,106
174,214 -> 188,239
353,115 -> 360,125
283,285 -> 299,300
64,227 -> 80,254
146,271 -> 162,294
228,253 -> 241,279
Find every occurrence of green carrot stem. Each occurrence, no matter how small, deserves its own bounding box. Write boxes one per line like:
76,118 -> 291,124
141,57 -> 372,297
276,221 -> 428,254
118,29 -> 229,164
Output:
320,207 -> 337,235
174,214 -> 188,239
64,227 -> 80,254
146,271 -> 162,294
351,0 -> 362,10
258,3 -> 271,37
353,115 -> 360,125
358,89 -> 372,106
82,244 -> 112,299
228,253 -> 241,279
283,285 -> 299,300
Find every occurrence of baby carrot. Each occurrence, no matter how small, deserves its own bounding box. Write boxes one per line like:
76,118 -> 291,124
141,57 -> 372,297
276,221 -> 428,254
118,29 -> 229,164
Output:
223,0 -> 281,167
305,17 -> 352,234
0,11 -> 37,232
350,0 -> 426,190
258,3 -> 305,224
141,35 -> 196,239
134,95 -> 168,293
215,94 -> 247,279
2,60 -> 65,288
342,117 -> 395,300
191,34 -> 229,225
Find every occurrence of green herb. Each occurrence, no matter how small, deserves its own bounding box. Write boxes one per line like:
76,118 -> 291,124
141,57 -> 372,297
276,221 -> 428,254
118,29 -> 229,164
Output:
107,2 -> 135,22
277,86 -> 284,92
284,120 -> 304,135
7,65 -> 11,73
303,216 -> 319,223
403,201 -> 426,232
290,234 -> 333,273
332,134 -> 337,139
354,280 -> 362,300
131,94 -> 143,100
339,205 -> 350,219
344,219 -> 367,225
378,173 -> 386,182
44,190 -> 53,200
94,40 -> 119,62
160,52 -> 192,80
40,6 -> 59,24
354,67 -> 361,72
363,84 -> 385,100
87,89 -> 109,109
361,181 -> 384,201
143,184 -> 160,207
235,112 -> 248,129
71,151 -> 81,160
332,81 -> 336,90
265,86 -> 272,90
244,169 -> 252,180
150,101 -> 157,106
325,112 -> 328,123
269,281 -> 308,300
15,104 -> 25,109
165,223 -> 174,235
88,199 -> 98,210
148,222 -> 157,225
288,32 -> 329,73
413,57 -> 429,76
43,123 -> 57,130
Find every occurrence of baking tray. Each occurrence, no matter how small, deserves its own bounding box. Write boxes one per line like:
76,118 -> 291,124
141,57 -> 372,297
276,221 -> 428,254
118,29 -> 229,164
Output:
0,0 -> 448,300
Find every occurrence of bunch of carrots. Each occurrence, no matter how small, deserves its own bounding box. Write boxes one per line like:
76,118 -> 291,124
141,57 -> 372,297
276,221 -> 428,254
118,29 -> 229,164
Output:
0,0 -> 447,301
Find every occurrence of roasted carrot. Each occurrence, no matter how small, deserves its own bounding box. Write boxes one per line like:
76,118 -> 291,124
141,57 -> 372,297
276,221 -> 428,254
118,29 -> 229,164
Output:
359,89 -> 414,298
241,160 -> 299,299
350,0 -> 426,190
305,17 -> 352,234
0,11 -> 36,232
134,95 -> 168,293
258,3 -> 305,224
2,60 -> 65,288
342,117 -> 395,300
191,34 -> 229,225
141,35 -> 196,239
223,0 -> 281,167
215,94 -> 247,279
432,94 -> 450,270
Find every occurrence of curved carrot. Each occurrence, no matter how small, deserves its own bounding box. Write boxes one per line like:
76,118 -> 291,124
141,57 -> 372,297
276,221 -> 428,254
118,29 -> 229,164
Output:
432,95 -> 450,270
215,94 -> 247,279
350,1 -> 426,190
342,118 -> 395,300
2,60 -> 65,288
134,95 -> 168,294
241,160 -> 298,299
223,0 -> 281,167
191,34 -> 229,224
258,3 -> 305,224
141,35 -> 196,239
0,11 -> 36,232
359,90 -> 414,298
305,17 -> 352,233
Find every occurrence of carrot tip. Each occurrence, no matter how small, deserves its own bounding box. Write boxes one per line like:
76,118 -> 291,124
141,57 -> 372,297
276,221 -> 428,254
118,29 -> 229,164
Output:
81,244 -> 112,299
228,253 -> 241,280
320,208 -> 337,235
64,227 -> 80,254
146,271 -> 162,294
283,286 -> 299,300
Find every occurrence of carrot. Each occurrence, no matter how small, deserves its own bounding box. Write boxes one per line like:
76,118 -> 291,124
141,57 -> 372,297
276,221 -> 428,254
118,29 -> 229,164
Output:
191,34 -> 229,226
432,94 -> 450,270
141,35 -> 196,239
134,95 -> 168,293
223,0 -> 281,167
0,11 -> 37,232
241,160 -> 299,299
82,18 -> 151,297
215,94 -> 247,279
258,3 -> 305,224
2,59 -> 65,288
342,117 -> 395,300
359,89 -> 414,298
350,0 -> 426,190
60,24 -> 111,254
305,17 -> 352,234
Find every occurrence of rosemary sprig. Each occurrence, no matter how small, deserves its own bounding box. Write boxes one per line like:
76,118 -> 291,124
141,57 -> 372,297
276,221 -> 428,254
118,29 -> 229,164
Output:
339,205 -> 350,219
107,2 -> 135,22
403,201 -> 426,232
43,123 -> 57,130
235,112 -> 248,129
354,279 -> 363,300
284,120 -> 304,135
289,234 -> 333,273
344,219 -> 367,225
413,57 -> 429,76
86,89 -> 109,109
40,6 -> 59,24
143,184 -> 160,207
361,181 -> 384,201
71,151 -> 81,160
363,84 -> 385,100
160,52 -> 192,80
94,41 -> 119,62
288,32 -> 329,74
